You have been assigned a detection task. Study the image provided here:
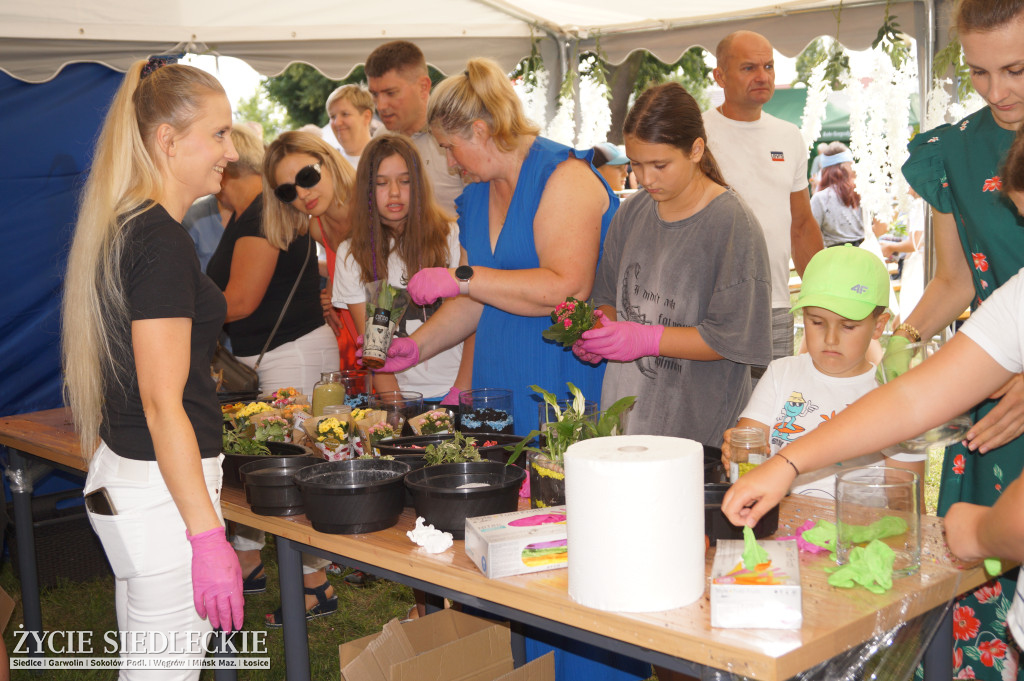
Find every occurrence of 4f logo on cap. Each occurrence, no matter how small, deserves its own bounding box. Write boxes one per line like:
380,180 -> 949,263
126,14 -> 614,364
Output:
851,284 -> 868,294
771,151 -> 785,162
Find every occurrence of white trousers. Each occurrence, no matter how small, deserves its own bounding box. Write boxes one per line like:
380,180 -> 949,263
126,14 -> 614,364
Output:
84,443 -> 225,681
236,324 -> 339,396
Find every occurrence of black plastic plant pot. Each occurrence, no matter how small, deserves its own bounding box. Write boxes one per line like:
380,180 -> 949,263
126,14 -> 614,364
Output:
223,441 -> 316,489
405,461 -> 526,540
703,482 -> 780,546
293,459 -> 411,535
238,456 -> 323,516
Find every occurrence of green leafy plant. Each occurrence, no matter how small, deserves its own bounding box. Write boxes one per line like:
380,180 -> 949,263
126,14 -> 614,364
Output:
541,297 -> 600,348
423,432 -> 483,466
222,428 -> 271,456
507,383 -> 636,466
933,39 -> 975,101
872,3 -> 911,69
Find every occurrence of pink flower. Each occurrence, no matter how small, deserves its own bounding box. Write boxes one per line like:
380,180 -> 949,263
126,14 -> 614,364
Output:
974,581 -> 1002,603
563,319 -> 572,329
955,666 -> 976,679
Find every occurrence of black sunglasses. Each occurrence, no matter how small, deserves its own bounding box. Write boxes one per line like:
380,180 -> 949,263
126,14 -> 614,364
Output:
274,163 -> 321,203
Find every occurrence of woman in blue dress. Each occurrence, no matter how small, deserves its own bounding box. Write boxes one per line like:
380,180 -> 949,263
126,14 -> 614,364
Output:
380,57 -> 618,431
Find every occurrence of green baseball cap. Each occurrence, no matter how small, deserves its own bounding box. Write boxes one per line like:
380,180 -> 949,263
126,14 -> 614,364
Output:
791,244 -> 889,320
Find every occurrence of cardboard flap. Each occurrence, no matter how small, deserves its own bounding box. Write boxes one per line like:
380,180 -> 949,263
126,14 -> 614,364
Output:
492,652 -> 555,681
392,624 -> 512,681
341,618 -> 416,681
0,587 -> 14,633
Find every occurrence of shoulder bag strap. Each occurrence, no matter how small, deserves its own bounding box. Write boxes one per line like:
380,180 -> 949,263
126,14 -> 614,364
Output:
253,235 -> 313,370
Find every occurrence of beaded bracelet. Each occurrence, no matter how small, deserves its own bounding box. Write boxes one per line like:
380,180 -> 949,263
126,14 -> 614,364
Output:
894,322 -> 921,343
776,452 -> 800,476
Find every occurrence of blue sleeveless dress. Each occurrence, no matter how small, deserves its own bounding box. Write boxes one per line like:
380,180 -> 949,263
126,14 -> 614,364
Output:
457,137 -> 617,431
459,138 -> 647,680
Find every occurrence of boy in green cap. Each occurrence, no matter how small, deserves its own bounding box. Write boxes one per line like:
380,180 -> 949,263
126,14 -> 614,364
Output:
723,245 -> 925,498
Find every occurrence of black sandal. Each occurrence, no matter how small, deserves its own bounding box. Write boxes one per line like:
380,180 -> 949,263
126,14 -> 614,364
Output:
344,569 -> 378,586
264,582 -> 338,628
242,563 -> 266,595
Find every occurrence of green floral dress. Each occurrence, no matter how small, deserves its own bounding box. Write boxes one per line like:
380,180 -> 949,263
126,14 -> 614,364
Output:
903,106 -> 1023,680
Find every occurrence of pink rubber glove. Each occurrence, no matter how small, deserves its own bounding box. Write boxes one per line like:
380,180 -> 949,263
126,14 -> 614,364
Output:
572,338 -> 603,365
577,312 -> 664,362
187,527 -> 244,631
356,335 -> 420,373
440,387 -> 463,406
408,268 -> 459,306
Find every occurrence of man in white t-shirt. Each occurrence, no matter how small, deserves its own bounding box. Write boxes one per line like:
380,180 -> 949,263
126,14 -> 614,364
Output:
703,30 -> 824,361
364,41 -> 464,217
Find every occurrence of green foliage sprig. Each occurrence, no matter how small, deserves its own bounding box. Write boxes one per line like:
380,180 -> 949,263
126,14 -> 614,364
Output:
222,428 -> 271,457
507,383 -> 636,467
872,2 -> 911,69
423,432 -> 484,466
933,40 -> 975,101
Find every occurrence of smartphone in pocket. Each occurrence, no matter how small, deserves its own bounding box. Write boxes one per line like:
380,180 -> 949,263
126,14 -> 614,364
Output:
84,487 -> 117,516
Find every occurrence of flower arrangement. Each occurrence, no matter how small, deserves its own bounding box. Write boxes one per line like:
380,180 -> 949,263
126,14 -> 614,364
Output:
367,422 -> 397,444
268,387 -> 301,407
508,383 -> 636,466
541,297 -> 600,348
222,428 -> 270,456
413,410 -> 453,436
254,415 -> 290,444
316,417 -> 349,445
423,432 -> 483,466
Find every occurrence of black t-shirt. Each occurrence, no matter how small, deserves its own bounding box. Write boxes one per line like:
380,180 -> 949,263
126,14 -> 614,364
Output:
205,196 -> 323,357
99,204 -> 227,461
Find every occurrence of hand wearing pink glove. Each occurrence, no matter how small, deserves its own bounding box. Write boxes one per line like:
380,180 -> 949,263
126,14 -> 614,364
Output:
356,335 -> 420,373
408,268 -> 459,306
576,310 -> 664,362
440,387 -> 463,406
187,527 -> 244,631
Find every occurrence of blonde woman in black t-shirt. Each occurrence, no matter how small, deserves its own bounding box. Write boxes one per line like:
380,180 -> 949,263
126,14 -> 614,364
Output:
61,59 -> 243,677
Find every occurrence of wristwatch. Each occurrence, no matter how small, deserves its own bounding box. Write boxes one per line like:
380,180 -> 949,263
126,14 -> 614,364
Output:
455,265 -> 474,295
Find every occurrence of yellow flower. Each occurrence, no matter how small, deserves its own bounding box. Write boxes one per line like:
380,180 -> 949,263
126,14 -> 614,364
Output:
350,408 -> 370,422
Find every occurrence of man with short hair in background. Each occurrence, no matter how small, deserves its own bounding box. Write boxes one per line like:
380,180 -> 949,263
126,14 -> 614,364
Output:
703,30 -> 824,362
365,40 -> 464,215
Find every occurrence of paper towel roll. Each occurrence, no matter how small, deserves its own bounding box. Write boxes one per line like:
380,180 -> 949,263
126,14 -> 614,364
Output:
564,435 -> 705,612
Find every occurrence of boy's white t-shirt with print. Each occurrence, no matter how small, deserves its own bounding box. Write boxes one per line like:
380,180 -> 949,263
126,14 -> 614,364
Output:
740,353 -> 923,499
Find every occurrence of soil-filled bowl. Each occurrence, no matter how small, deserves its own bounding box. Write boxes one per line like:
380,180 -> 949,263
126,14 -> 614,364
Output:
223,441 -> 316,488
293,459 -> 411,534
703,482 -> 779,546
373,433 -> 524,466
238,456 -> 323,516
405,461 -> 526,540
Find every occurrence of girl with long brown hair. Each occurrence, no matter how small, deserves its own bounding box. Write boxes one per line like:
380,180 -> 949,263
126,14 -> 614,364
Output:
333,133 -> 469,398
575,82 -> 773,446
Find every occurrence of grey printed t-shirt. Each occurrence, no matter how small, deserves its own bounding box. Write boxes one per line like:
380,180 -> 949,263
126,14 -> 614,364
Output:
592,189 -> 773,447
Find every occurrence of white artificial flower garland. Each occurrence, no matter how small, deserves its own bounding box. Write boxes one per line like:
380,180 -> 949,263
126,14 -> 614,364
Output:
512,67 -> 550,133
575,71 -> 612,149
546,92 -> 577,146
800,60 -> 832,150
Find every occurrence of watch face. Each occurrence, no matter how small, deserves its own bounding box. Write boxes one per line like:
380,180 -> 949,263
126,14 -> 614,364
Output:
455,266 -> 474,282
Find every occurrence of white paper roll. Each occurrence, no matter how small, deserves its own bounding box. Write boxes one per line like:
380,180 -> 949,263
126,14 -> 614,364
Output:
564,435 -> 705,612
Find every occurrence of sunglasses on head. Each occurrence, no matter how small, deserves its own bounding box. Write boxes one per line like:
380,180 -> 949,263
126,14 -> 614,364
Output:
274,163 -> 321,203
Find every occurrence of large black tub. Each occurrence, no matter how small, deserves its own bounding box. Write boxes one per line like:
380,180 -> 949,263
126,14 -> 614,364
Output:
224,441 -> 316,488
293,459 -> 411,534
238,456 -> 322,516
404,461 -> 526,540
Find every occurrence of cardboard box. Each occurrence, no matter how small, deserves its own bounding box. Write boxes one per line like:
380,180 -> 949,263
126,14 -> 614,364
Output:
339,609 -> 513,681
710,539 -> 802,629
464,506 -> 568,579
493,652 -> 553,681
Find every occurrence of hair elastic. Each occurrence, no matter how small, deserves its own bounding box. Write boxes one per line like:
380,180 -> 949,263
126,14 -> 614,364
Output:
821,150 -> 854,168
141,55 -> 178,79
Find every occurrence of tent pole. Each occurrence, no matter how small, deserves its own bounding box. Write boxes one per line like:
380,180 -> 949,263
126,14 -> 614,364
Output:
916,0 -> 937,286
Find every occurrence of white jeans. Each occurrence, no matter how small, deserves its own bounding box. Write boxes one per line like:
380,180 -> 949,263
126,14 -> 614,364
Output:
236,324 -> 339,395
234,323 -> 336,573
84,443 -> 225,681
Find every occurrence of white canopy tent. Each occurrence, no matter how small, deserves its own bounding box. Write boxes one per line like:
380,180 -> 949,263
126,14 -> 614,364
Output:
1,0 -> 945,84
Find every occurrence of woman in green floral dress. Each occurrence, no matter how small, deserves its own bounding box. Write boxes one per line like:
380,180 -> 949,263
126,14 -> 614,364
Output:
899,0 -> 1024,677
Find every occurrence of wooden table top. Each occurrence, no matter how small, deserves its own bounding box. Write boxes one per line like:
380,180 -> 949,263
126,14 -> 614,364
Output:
0,407 -> 992,681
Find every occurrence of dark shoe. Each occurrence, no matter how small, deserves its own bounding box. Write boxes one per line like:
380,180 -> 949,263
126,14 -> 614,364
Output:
344,569 -> 378,586
326,563 -> 343,576
265,582 -> 338,628
242,563 -> 266,595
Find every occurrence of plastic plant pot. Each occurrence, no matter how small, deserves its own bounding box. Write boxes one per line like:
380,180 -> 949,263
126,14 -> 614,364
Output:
703,482 -> 779,546
293,459 -> 411,534
405,461 -> 526,539
238,455 -> 323,516
223,441 -> 315,489
373,434 -> 523,466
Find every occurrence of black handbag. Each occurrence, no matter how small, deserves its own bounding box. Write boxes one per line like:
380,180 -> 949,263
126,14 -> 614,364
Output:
211,236 -> 313,395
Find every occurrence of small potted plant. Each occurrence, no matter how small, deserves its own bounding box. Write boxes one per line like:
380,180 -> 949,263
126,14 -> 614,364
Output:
362,281 -> 411,369
410,409 -> 454,436
509,383 -> 635,508
313,416 -> 353,461
541,297 -> 602,348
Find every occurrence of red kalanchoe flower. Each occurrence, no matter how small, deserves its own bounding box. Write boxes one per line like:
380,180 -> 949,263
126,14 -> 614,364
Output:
953,605 -> 980,641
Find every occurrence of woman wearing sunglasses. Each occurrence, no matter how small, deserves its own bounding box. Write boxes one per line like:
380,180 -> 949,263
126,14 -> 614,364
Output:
207,127 -> 347,626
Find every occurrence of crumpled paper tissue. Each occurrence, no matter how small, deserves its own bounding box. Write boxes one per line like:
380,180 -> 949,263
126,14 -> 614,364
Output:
407,516 -> 453,553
